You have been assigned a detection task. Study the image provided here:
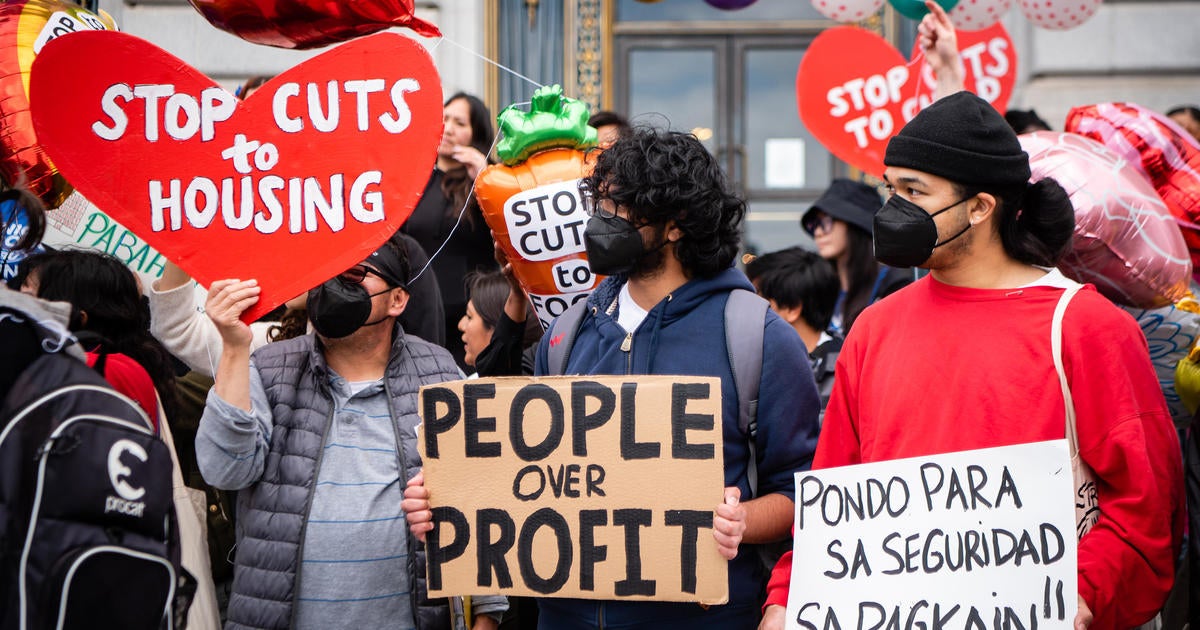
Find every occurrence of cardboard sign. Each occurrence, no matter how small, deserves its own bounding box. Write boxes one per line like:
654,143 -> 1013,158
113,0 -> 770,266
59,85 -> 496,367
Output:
785,441 -> 1078,630
419,376 -> 729,604
796,23 -> 1015,177
29,30 -> 443,322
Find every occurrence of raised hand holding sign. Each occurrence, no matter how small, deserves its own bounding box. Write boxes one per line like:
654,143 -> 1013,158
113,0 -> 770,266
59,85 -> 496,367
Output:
30,31 -> 443,322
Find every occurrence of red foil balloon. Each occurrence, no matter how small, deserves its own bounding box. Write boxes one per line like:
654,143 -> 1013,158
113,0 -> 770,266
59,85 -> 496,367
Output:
0,0 -> 115,209
1065,102 -> 1200,281
1020,131 -> 1191,308
187,0 -> 440,50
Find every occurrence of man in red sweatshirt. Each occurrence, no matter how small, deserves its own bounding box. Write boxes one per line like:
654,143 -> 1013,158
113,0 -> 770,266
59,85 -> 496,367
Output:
760,90 -> 1184,630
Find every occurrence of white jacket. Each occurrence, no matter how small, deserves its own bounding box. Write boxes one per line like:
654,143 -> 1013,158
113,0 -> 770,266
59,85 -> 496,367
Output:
147,281 -> 276,378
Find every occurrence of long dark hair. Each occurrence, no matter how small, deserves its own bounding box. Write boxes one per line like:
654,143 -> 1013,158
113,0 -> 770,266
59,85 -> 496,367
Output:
841,225 -> 881,332
958,179 -> 1074,268
441,93 -> 495,219
31,250 -> 180,424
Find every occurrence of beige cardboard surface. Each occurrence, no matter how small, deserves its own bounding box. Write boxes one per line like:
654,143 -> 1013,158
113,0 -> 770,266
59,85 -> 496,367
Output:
419,375 -> 728,604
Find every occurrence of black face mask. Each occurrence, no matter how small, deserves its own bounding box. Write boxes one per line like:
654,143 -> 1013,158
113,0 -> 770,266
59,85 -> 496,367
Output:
873,195 -> 972,268
306,278 -> 392,339
584,214 -> 646,276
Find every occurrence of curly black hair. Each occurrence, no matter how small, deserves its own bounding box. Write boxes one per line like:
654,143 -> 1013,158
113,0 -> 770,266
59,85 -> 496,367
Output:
583,127 -> 745,278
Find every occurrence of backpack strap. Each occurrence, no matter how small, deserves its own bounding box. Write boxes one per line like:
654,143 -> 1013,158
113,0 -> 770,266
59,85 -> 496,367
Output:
546,300 -> 590,376
724,288 -> 769,498
1052,283 -> 1084,458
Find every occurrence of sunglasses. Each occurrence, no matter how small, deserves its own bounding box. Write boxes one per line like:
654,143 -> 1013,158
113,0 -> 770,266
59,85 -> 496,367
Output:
338,264 -> 386,285
802,212 -> 835,236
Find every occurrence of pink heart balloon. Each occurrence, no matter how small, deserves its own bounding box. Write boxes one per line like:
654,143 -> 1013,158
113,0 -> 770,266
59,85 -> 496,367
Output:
1021,131 -> 1191,308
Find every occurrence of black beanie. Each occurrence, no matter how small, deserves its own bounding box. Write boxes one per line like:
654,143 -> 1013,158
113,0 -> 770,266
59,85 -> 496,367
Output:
884,91 -> 1031,188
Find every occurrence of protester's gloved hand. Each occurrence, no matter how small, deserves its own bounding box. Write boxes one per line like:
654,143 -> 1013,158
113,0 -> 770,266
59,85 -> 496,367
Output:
205,279 -> 260,348
402,469 -> 434,542
713,486 -> 747,560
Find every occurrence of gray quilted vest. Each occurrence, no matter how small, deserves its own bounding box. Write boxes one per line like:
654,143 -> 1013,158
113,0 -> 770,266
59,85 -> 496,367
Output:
225,326 -> 461,630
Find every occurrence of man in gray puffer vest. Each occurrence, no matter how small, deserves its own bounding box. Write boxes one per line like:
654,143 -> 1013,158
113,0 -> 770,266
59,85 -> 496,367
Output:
198,239 -> 507,630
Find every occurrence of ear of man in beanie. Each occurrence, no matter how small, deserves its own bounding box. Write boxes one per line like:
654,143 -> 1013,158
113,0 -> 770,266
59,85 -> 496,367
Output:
884,91 -> 1031,188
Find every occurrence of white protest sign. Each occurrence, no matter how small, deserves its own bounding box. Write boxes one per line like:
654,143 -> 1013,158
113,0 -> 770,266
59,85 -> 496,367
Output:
786,440 -> 1078,630
39,193 -> 208,305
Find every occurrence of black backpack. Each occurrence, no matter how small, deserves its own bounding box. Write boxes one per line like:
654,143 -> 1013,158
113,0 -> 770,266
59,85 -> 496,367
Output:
0,348 -> 195,630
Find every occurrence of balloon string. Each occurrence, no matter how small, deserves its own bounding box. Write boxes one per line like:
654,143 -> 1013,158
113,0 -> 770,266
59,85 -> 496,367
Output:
205,327 -> 217,382
408,124 -> 509,285
436,36 -> 547,90
407,35 -> 547,284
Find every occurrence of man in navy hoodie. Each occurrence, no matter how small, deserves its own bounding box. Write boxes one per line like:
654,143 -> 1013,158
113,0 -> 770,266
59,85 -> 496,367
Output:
408,128 -> 820,628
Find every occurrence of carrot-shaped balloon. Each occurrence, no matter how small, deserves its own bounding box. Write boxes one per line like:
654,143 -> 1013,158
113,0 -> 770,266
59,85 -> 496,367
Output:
475,85 -> 599,329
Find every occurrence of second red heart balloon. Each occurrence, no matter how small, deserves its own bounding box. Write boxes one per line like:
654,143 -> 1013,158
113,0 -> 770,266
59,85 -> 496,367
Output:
796,23 -> 1015,177
187,0 -> 441,50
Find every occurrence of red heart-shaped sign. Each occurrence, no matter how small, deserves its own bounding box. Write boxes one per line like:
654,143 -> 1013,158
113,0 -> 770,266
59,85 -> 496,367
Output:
796,24 -> 1014,178
30,30 -> 442,322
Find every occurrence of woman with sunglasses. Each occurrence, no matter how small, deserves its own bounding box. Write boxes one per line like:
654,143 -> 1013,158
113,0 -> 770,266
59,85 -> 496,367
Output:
800,178 -> 914,334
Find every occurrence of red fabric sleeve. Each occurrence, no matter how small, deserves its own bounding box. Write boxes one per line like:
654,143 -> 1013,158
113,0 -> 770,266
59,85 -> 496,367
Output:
764,548 -> 794,610
1065,299 -> 1184,630
87,351 -> 160,432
